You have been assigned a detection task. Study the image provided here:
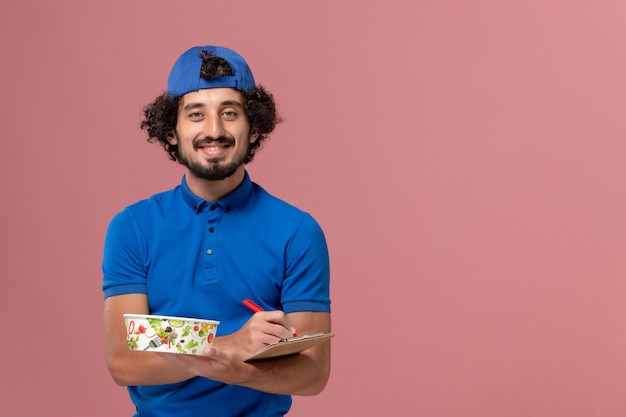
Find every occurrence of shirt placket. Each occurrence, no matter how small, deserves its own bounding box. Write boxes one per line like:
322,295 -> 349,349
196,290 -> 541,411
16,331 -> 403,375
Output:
204,203 -> 223,280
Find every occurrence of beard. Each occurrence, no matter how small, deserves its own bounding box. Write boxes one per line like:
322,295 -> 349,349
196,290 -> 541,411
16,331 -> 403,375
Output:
180,157 -> 243,181
177,135 -> 249,181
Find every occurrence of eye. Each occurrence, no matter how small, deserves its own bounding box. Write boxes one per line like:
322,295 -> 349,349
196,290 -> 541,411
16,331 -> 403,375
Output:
189,111 -> 204,120
221,110 -> 238,118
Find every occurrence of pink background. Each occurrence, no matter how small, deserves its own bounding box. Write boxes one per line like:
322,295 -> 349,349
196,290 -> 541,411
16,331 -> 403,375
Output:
2,1 -> 626,416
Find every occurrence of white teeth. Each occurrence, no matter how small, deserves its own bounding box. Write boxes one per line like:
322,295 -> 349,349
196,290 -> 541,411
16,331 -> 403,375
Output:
206,146 -> 220,152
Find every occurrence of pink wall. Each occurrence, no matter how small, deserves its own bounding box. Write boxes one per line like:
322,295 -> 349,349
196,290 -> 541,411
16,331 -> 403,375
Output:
2,1 -> 626,416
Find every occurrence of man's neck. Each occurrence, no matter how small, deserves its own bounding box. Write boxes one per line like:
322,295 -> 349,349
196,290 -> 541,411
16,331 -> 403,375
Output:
184,168 -> 245,202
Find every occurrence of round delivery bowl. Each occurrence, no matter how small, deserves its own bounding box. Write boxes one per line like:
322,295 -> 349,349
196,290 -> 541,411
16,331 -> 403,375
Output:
124,314 -> 220,355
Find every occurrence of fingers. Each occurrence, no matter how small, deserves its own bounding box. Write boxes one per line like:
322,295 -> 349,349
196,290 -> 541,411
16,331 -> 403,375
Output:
250,311 -> 297,340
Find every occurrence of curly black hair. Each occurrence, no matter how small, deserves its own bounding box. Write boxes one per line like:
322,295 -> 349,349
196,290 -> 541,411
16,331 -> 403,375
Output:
140,51 -> 283,163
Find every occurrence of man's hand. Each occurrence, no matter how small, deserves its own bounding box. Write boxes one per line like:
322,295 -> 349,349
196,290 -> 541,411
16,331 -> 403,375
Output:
215,310 -> 297,358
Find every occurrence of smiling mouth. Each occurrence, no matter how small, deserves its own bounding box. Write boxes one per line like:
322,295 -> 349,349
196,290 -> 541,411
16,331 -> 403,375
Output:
199,145 -> 227,152
195,140 -> 232,159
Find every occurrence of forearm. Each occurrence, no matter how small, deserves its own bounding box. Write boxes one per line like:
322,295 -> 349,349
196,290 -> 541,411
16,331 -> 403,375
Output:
106,348 -> 195,386
240,346 -> 331,395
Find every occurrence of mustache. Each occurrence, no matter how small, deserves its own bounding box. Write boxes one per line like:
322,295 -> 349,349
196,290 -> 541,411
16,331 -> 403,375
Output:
192,136 -> 235,150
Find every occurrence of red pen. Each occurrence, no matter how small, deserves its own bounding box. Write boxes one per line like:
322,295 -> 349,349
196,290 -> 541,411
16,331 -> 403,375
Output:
242,299 -> 297,336
242,299 -> 263,313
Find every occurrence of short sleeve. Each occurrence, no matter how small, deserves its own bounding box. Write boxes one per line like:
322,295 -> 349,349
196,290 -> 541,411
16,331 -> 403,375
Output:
102,209 -> 149,298
281,213 -> 331,314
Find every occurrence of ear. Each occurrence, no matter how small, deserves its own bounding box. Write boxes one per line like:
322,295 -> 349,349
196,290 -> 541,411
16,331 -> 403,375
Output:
250,128 -> 260,144
166,130 -> 178,145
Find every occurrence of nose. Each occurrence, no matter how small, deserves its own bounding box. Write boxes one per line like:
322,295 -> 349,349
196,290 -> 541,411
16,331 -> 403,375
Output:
203,113 -> 225,139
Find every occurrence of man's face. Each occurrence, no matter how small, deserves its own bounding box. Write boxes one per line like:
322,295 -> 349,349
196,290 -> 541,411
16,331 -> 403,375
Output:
171,88 -> 258,181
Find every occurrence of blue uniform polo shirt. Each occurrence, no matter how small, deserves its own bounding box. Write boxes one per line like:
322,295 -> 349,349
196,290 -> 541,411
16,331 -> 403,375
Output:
102,171 -> 331,417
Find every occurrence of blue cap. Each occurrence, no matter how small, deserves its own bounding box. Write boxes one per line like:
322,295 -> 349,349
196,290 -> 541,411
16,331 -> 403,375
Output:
166,45 -> 255,96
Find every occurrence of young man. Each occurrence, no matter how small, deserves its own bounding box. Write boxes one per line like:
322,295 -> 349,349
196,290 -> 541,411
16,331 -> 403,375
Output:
102,45 -> 331,416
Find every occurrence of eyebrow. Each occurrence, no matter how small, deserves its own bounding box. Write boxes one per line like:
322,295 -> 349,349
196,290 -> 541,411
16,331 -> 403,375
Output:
220,100 -> 244,108
182,100 -> 244,112
182,102 -> 206,111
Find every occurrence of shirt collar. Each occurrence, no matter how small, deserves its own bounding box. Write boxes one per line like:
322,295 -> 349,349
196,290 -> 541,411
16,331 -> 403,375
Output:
180,171 -> 253,213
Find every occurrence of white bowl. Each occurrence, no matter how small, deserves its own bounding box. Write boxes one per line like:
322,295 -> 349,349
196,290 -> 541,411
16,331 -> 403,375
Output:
124,314 -> 220,355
